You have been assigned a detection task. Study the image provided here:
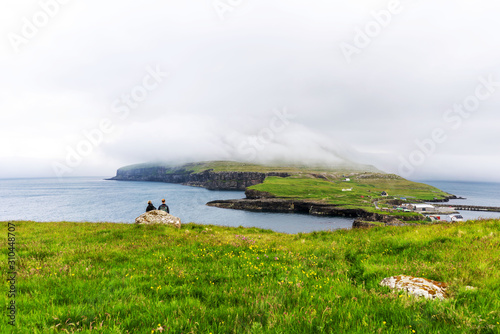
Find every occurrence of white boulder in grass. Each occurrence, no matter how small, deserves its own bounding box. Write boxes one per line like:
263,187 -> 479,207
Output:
135,210 -> 181,228
380,275 -> 448,300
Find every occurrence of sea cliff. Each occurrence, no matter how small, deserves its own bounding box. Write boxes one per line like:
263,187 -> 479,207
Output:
108,165 -> 289,191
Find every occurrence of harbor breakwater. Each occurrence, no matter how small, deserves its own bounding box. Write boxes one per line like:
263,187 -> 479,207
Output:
433,204 -> 500,213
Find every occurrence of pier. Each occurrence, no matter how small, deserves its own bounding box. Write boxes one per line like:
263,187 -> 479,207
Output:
433,204 -> 500,213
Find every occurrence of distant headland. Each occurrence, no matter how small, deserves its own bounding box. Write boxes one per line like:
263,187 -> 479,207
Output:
108,160 -> 457,225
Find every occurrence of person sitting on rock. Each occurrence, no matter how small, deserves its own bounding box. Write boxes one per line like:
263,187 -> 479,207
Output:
158,198 -> 170,213
146,200 -> 156,212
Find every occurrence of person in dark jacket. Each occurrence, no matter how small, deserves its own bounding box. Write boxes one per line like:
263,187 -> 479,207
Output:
146,200 -> 156,212
158,198 -> 169,213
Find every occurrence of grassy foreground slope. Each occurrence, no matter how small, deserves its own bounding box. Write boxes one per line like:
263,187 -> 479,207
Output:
2,220 -> 499,333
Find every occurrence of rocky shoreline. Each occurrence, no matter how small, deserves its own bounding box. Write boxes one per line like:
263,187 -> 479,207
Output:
207,197 -> 420,225
206,188 -> 426,228
426,195 -> 464,202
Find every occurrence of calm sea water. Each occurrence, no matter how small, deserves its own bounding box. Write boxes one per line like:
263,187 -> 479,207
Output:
424,180 -> 500,220
1,178 -> 499,233
0,177 -> 353,234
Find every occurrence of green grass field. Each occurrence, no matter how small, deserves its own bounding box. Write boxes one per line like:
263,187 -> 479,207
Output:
248,175 -> 450,214
2,220 -> 499,333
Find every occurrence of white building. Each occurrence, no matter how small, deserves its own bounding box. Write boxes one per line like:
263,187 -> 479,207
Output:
413,204 -> 435,212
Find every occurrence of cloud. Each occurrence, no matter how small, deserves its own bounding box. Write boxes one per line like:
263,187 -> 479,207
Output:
1,0 -> 500,181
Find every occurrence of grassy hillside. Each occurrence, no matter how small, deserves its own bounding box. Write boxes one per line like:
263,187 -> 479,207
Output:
117,160 -> 381,174
2,220 -> 499,333
248,173 -> 451,214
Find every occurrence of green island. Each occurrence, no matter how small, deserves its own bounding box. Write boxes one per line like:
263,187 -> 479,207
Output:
111,161 -> 454,223
2,220 -> 499,333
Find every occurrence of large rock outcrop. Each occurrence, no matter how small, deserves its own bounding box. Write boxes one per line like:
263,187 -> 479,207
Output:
352,216 -> 409,228
135,210 -> 181,228
380,275 -> 448,300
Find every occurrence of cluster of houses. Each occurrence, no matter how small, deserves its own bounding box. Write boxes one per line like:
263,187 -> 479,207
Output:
339,179 -> 464,222
390,203 -> 463,222
396,203 -> 436,212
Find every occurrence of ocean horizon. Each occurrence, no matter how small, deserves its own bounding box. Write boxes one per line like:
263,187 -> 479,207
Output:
0,176 -> 354,234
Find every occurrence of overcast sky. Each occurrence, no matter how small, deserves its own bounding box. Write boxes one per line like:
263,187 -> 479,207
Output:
1,0 -> 500,181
